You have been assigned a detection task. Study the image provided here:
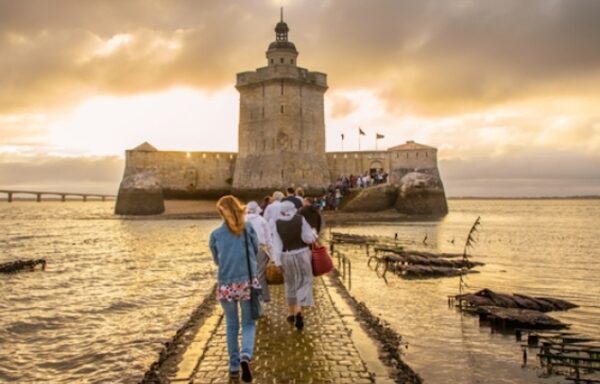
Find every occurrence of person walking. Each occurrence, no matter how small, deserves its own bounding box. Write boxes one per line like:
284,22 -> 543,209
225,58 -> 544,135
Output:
209,195 -> 260,382
271,201 -> 317,330
245,201 -> 273,303
299,197 -> 323,234
263,190 -> 284,224
282,187 -> 302,209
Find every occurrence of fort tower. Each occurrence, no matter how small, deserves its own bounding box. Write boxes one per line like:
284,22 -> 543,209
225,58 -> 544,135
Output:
232,12 -> 331,196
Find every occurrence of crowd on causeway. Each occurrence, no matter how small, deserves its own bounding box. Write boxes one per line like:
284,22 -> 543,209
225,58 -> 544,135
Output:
208,188 -> 324,382
319,170 -> 390,210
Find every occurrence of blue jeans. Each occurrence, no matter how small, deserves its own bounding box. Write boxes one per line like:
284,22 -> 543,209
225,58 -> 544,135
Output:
220,299 -> 256,372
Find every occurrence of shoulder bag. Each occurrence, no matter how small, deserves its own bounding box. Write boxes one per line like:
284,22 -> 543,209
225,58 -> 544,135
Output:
311,240 -> 334,277
244,229 -> 263,320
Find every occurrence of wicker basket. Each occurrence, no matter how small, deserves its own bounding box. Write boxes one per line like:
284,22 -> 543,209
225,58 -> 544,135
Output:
265,261 -> 284,285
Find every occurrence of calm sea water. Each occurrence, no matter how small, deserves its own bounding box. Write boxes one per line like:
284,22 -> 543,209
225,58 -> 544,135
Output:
0,202 -> 217,383
0,200 -> 598,383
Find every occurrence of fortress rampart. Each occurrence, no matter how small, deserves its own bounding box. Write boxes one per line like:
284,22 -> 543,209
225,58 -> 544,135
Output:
124,149 -> 236,198
327,144 -> 438,183
122,140 -> 439,199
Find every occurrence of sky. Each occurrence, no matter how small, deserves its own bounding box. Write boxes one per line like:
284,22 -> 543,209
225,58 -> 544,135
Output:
1,0 -> 599,197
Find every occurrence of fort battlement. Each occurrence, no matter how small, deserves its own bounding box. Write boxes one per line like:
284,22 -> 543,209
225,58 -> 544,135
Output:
236,67 -> 327,88
124,146 -> 237,198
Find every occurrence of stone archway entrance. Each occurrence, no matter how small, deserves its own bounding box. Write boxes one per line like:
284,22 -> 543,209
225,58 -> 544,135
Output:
368,160 -> 387,184
369,160 -> 384,175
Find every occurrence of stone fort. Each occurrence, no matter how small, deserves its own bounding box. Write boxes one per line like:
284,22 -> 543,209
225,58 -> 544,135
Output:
116,16 -> 446,214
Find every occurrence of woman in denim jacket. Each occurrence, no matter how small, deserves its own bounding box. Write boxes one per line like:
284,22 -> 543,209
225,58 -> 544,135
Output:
209,195 -> 260,382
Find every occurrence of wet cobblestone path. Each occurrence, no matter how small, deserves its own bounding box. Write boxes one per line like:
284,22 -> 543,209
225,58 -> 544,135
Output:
190,278 -> 375,383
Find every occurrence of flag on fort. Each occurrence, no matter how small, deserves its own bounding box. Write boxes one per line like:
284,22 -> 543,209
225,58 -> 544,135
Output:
358,127 -> 365,136
341,133 -> 345,140
376,133 -> 384,139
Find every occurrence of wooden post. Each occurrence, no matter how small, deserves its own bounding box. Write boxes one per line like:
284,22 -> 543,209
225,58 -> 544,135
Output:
102,196 -> 106,202
36,193 -> 41,202
83,195 -> 87,202
7,192 -> 12,203
61,195 -> 66,202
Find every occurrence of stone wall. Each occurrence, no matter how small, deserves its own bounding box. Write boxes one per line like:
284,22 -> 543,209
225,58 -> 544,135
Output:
327,151 -> 391,180
124,150 -> 236,198
121,145 -> 442,199
326,148 -> 437,183
389,148 -> 437,183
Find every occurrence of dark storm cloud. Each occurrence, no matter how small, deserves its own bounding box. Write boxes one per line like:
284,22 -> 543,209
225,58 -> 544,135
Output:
2,0 -> 600,115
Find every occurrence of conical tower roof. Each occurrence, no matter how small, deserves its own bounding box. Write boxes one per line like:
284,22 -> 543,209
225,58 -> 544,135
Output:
132,141 -> 158,151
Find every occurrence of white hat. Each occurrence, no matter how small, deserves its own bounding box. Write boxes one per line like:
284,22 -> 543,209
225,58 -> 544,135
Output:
272,191 -> 284,201
279,201 -> 297,217
247,201 -> 262,214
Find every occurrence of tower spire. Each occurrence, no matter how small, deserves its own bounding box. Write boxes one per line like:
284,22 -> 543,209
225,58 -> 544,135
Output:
274,8 -> 289,42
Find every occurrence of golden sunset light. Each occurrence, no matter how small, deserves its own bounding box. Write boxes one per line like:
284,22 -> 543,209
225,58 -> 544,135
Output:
2,3 -> 600,383
1,0 -> 599,196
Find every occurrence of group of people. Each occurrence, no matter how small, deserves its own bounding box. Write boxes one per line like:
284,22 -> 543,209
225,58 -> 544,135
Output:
313,170 -> 390,211
209,188 -> 323,382
334,170 -> 389,191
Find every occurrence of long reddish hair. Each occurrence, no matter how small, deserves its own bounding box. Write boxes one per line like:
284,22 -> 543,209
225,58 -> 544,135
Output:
216,195 -> 246,236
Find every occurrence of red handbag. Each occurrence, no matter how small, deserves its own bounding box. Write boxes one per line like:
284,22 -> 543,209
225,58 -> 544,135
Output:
311,242 -> 334,276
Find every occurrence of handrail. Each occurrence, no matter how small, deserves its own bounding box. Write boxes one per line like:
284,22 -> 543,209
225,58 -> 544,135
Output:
331,248 -> 352,290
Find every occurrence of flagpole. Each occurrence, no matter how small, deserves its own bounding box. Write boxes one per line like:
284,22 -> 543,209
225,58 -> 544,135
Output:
358,127 -> 368,151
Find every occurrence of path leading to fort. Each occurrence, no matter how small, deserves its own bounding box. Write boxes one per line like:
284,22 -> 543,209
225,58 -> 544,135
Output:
172,276 -> 395,384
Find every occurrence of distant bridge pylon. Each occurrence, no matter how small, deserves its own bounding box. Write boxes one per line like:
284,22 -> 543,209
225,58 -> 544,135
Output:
0,189 -> 116,203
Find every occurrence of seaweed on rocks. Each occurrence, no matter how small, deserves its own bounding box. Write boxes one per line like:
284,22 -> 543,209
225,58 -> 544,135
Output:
0,259 -> 46,274
329,273 -> 423,384
456,289 -> 578,312
140,285 -> 217,384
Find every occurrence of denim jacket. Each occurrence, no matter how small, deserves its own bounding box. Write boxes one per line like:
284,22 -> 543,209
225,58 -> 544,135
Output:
209,222 -> 259,285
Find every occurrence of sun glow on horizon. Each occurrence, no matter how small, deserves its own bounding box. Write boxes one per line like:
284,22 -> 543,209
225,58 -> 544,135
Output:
40,87 -> 240,156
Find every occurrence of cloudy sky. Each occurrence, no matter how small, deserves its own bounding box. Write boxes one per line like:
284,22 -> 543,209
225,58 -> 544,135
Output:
1,0 -> 599,197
